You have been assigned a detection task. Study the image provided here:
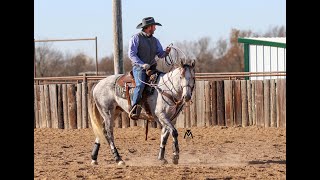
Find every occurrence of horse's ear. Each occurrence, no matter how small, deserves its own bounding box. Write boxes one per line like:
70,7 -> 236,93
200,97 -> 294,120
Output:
191,59 -> 196,67
180,58 -> 184,67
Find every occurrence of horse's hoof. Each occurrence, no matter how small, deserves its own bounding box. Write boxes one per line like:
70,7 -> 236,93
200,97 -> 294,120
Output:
172,155 -> 179,165
172,159 -> 179,164
160,159 -> 168,165
117,160 -> 125,166
91,160 -> 98,165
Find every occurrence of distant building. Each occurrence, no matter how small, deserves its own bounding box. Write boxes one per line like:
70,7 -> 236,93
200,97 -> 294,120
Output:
238,37 -> 286,80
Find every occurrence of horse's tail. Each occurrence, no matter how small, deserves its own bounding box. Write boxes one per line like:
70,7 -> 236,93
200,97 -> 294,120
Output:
88,85 -> 108,144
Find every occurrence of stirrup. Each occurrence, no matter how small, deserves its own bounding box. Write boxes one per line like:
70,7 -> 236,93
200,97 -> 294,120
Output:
129,105 -> 140,120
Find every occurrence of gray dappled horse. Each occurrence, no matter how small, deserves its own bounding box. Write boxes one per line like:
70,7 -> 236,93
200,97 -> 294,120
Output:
88,59 -> 195,165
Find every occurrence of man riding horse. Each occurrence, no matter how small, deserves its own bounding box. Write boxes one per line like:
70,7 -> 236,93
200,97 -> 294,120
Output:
128,17 -> 171,120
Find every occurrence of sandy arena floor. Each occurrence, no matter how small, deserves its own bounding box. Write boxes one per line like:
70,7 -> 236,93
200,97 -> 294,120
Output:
34,126 -> 286,179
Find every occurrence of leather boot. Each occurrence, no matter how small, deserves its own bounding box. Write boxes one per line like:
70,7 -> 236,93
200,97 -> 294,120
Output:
129,105 -> 140,120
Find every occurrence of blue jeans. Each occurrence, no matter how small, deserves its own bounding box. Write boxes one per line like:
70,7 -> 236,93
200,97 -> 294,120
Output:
132,66 -> 146,106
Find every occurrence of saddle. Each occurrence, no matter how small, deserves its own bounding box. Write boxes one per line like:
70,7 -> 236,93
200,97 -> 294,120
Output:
115,66 -> 159,88
115,65 -> 162,120
116,71 -> 136,88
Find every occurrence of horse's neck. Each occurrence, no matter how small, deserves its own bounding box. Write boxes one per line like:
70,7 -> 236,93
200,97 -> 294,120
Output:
159,68 -> 182,98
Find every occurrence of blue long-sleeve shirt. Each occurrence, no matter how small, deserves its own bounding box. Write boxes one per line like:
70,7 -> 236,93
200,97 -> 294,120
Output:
128,32 -> 167,67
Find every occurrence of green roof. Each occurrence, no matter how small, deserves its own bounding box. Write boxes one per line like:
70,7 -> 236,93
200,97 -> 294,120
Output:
238,37 -> 286,48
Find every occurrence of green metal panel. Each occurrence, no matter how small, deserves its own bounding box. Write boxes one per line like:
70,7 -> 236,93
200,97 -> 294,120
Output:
244,43 -> 249,80
238,37 -> 286,48
238,37 -> 286,80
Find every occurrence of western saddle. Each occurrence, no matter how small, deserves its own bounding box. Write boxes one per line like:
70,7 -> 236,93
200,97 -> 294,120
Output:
115,67 -> 160,121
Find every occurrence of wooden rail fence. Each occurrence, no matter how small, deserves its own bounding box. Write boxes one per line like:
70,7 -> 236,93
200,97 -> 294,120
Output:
34,79 -> 286,129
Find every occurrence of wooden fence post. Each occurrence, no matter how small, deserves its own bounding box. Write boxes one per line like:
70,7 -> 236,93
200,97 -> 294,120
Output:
176,108 -> 185,128
122,112 -> 129,128
241,80 -> 249,127
210,81 -> 217,126
49,84 -> 59,128
190,84 -> 197,127
76,83 -> 82,129
224,80 -> 233,127
204,81 -> 211,126
87,82 -> 95,129
44,84 -> 51,128
62,84 -> 69,129
82,81 -> 88,128
34,85 -> 40,128
216,80 -> 225,126
57,84 -> 64,129
251,80 -> 256,126
255,80 -> 264,127
185,101 -> 191,128
67,84 -> 77,129
234,80 -> 242,126
277,79 -> 286,127
196,81 -> 205,127
39,85 -> 46,128
247,81 -> 253,126
270,79 -> 277,127
263,80 -> 270,127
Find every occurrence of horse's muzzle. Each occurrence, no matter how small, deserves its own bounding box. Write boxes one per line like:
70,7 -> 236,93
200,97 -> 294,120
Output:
184,95 -> 191,102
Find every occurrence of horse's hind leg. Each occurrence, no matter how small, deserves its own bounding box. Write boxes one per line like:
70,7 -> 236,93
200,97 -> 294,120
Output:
91,138 -> 100,165
100,106 -> 125,165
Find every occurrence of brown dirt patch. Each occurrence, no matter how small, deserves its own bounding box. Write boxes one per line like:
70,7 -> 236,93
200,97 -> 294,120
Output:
34,126 -> 286,179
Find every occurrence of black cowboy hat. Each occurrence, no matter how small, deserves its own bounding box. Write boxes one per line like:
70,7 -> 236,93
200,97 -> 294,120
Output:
136,17 -> 162,29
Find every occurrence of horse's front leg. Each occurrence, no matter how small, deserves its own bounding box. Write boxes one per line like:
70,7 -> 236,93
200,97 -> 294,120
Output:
158,126 -> 170,164
157,115 -> 180,165
170,126 -> 180,164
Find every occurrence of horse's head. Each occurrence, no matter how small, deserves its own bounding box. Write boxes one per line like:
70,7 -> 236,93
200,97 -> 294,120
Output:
178,59 -> 196,102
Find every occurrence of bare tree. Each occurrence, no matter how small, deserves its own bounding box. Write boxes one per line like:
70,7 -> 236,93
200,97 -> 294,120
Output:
175,37 -> 215,73
35,42 -> 64,77
263,25 -> 286,37
35,25 -> 286,77
63,53 -> 95,76
98,55 -> 114,75
214,38 -> 228,58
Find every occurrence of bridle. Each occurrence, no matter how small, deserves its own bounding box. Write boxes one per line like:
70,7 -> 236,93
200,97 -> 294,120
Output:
156,64 -> 195,120
180,65 -> 195,93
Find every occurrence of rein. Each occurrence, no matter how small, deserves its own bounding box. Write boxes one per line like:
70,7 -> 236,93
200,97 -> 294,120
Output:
137,44 -> 187,88
160,90 -> 185,121
160,91 -> 184,107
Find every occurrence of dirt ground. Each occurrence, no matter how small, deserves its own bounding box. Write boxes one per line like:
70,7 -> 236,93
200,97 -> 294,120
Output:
34,126 -> 286,179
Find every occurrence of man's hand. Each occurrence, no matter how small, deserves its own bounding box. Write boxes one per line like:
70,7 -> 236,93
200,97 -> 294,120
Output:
165,43 -> 173,55
142,64 -> 150,70
165,47 -> 171,54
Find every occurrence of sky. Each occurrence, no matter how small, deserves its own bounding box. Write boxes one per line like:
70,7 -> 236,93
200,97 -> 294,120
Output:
34,0 -> 286,60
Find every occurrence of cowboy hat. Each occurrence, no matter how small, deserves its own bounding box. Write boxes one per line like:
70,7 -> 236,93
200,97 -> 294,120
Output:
136,17 -> 162,29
